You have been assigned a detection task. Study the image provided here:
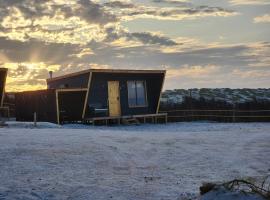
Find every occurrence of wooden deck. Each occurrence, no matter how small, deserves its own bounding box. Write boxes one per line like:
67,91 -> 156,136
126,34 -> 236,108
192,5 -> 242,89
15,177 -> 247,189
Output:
83,113 -> 167,126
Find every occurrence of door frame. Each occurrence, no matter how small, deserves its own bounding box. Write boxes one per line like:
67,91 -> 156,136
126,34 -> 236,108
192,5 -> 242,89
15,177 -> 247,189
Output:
107,81 -> 121,117
56,88 -> 88,124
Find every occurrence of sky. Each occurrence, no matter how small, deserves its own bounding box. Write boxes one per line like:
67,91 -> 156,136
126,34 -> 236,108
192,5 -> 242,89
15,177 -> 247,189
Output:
0,0 -> 269,91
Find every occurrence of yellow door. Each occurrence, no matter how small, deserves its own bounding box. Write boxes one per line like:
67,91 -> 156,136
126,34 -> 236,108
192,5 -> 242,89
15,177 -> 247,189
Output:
108,81 -> 121,117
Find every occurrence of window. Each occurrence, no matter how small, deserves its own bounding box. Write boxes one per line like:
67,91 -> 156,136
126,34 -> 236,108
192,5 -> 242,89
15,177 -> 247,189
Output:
127,81 -> 147,107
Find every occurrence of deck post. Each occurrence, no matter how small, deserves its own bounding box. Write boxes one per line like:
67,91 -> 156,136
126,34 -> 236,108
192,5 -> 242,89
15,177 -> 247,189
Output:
34,112 -> 37,127
82,72 -> 92,119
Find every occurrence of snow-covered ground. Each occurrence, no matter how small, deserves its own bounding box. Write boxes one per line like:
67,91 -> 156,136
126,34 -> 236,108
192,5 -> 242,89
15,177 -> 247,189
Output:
161,88 -> 270,105
0,122 -> 270,200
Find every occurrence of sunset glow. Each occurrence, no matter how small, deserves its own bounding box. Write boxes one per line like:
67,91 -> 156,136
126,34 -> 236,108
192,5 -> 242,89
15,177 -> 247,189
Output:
0,0 -> 269,91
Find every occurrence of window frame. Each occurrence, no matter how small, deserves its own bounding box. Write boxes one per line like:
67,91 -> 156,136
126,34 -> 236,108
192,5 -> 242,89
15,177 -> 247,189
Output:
127,80 -> 148,108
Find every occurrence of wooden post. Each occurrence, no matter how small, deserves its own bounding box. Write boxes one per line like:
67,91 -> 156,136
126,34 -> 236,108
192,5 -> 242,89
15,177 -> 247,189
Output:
7,107 -> 10,120
34,112 -> 37,127
189,90 -> 193,122
0,68 -> 7,108
233,109 -> 236,123
82,72 -> 92,119
56,90 -> 60,124
232,101 -> 236,123
156,71 -> 166,114
0,109 -> 3,125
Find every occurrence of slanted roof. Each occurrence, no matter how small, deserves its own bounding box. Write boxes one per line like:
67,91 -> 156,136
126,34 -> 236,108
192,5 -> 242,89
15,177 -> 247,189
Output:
46,68 -> 166,83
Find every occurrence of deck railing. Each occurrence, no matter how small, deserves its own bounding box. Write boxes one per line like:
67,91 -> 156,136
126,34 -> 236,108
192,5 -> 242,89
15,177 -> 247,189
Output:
159,109 -> 270,122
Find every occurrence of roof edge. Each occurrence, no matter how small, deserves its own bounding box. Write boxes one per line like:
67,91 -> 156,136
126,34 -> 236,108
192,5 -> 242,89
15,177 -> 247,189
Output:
46,68 -> 166,82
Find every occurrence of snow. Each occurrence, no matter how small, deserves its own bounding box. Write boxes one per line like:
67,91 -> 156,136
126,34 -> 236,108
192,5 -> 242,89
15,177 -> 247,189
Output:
162,88 -> 270,105
6,121 -> 61,129
200,187 -> 264,200
0,122 -> 270,199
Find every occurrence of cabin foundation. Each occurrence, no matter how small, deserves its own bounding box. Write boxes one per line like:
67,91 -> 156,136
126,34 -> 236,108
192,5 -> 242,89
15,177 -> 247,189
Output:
83,113 -> 167,126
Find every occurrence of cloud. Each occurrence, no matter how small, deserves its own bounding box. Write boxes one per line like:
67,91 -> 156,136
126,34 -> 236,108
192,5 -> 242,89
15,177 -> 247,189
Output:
232,68 -> 270,79
106,4 -> 238,21
152,0 -> 191,6
79,40 -> 270,89
242,42 -> 270,67
104,26 -> 178,47
0,0 -> 117,44
2,36 -> 270,90
0,0 -> 268,90
229,0 -> 270,5
0,0 -> 117,25
0,0 -> 238,46
0,36 -> 80,63
166,64 -> 219,79
153,0 -> 190,2
64,0 -> 117,25
254,14 -> 270,23
103,1 -> 135,9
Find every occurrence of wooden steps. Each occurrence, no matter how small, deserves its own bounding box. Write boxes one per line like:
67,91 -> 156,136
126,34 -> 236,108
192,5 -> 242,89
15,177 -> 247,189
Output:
122,118 -> 140,125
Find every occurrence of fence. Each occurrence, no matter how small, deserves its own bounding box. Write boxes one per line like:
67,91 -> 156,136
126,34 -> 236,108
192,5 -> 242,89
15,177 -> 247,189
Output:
3,102 -> 15,117
159,109 -> 270,122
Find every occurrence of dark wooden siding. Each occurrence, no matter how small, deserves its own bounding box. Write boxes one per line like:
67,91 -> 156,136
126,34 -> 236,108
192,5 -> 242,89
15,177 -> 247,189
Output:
0,68 -> 8,106
58,91 -> 87,123
47,73 -> 89,89
15,89 -> 57,123
85,72 -> 164,118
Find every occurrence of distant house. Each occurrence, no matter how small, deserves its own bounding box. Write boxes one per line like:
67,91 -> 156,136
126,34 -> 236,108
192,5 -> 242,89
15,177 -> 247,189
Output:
15,69 -> 167,124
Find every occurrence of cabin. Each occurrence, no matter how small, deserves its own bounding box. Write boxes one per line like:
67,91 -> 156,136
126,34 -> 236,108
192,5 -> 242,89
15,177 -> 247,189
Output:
15,69 -> 167,125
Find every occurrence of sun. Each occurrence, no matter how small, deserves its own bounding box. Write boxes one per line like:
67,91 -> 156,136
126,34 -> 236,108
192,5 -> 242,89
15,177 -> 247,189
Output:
4,62 -> 61,92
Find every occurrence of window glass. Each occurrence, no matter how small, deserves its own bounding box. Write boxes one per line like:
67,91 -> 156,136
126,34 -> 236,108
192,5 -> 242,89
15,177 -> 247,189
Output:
136,81 -> 146,106
127,81 -> 137,106
127,81 -> 147,107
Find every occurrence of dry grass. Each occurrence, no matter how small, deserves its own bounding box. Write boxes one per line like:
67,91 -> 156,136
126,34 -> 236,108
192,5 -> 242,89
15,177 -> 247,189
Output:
200,176 -> 270,199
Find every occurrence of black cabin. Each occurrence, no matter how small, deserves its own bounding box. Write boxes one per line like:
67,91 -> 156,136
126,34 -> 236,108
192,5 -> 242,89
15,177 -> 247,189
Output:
15,69 -> 166,124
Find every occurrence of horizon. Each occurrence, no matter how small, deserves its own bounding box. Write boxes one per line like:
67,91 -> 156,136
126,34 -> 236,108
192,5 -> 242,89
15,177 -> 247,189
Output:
0,0 -> 269,92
